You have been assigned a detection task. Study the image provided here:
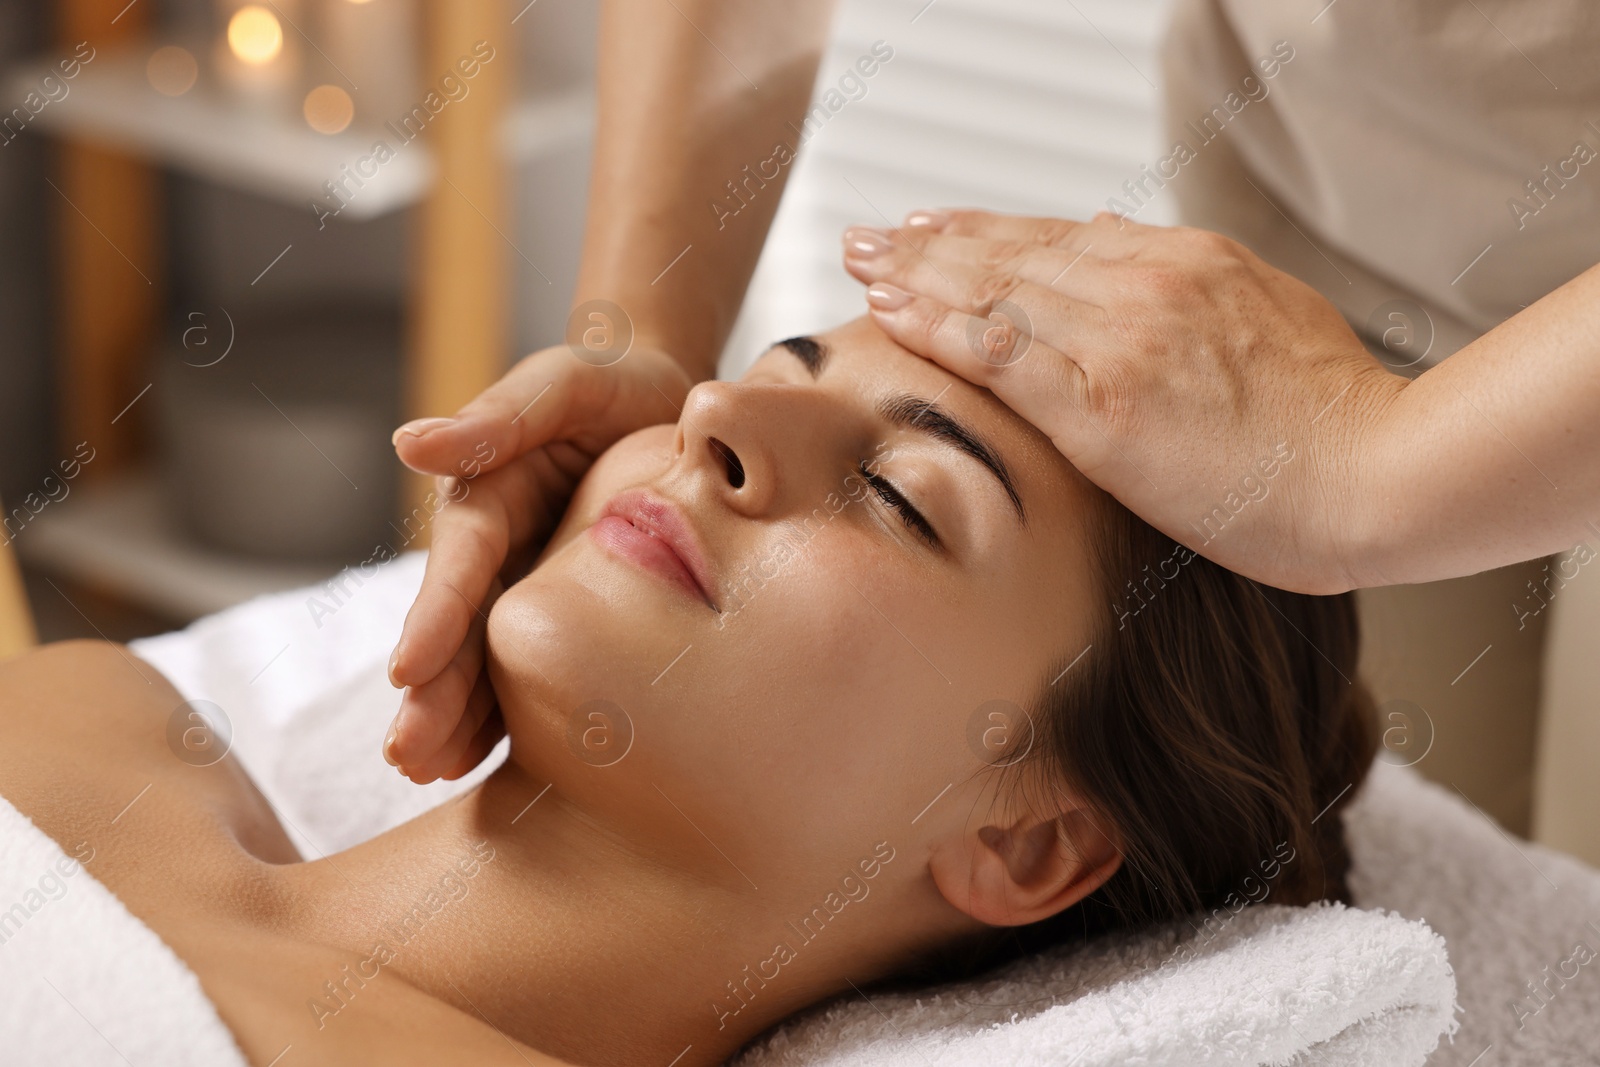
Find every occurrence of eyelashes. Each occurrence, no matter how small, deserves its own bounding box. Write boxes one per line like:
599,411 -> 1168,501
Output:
858,461 -> 940,548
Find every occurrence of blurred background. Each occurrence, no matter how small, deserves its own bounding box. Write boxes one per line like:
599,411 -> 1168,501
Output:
0,0 -> 603,637
0,0 -> 1176,641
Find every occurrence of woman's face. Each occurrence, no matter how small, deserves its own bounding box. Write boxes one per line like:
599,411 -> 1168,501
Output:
487,317 -> 1105,888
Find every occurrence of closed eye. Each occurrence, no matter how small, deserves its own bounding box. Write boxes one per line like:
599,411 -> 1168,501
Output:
859,461 -> 940,549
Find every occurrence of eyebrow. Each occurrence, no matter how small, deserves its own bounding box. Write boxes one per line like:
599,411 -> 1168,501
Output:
770,335 -> 1026,522
878,393 -> 1025,521
776,335 -> 827,376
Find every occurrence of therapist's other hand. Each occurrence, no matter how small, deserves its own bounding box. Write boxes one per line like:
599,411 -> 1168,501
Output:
383,344 -> 692,780
843,210 -> 1405,594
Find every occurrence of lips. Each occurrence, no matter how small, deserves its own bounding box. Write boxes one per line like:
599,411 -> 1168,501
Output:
590,488 -> 718,610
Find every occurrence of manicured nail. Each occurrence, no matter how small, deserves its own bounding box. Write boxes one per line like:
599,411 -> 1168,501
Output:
866,283 -> 912,310
387,647 -> 401,686
844,226 -> 893,258
383,721 -> 399,766
904,209 -> 950,231
391,416 -> 456,446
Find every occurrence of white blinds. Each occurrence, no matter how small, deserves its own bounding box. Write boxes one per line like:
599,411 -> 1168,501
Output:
723,0 -> 1175,375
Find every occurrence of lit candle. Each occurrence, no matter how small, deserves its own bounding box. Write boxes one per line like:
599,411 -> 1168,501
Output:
212,0 -> 302,112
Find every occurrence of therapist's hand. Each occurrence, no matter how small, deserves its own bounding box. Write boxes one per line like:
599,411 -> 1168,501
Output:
843,210 -> 1407,594
383,344 -> 691,781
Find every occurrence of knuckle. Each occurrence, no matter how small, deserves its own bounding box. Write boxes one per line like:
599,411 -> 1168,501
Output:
888,244 -> 930,280
891,294 -> 939,340
1130,262 -> 1201,305
1079,358 -> 1137,427
977,239 -> 1031,273
895,228 -> 935,257
1031,217 -> 1083,249
927,307 -> 976,363
453,519 -> 505,574
1178,226 -> 1241,260
942,209 -> 985,236
965,271 -> 1022,314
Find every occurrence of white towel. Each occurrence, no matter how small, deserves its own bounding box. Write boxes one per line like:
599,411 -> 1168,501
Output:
731,901 -> 1455,1067
0,794 -> 249,1067
1347,762 -> 1600,1066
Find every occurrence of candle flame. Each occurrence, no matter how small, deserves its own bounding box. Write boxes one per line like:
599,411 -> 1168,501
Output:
227,6 -> 284,66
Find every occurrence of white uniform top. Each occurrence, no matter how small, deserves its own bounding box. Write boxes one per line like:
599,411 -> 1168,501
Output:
1160,0 -> 1600,369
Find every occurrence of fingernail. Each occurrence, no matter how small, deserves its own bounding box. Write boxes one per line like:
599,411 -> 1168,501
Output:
904,209 -> 950,231
387,647 -> 401,687
383,721 -> 399,766
866,283 -> 912,310
844,226 -> 893,258
391,416 -> 456,446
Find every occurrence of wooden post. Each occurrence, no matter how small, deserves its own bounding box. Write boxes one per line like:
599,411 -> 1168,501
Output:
403,0 -> 512,531
55,0 -> 162,479
0,500 -> 38,657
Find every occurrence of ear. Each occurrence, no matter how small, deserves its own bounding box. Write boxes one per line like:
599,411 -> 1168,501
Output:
928,799 -> 1122,927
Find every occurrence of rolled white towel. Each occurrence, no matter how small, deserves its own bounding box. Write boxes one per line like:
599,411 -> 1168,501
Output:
731,901 -> 1457,1067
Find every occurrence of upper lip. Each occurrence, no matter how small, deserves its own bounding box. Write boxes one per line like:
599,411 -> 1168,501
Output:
599,487 -> 719,610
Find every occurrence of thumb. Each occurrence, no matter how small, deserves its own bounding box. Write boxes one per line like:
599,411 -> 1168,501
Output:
391,344 -> 582,478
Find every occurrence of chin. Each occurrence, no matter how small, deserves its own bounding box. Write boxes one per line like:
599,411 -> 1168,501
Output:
484,513 -> 703,805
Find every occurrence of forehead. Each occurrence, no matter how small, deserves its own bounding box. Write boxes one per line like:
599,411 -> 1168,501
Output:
747,316 -> 1104,542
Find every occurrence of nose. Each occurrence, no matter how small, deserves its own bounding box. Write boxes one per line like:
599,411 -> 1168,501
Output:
676,379 -> 781,516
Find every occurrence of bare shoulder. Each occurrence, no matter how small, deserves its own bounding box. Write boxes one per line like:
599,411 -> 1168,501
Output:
0,639 -> 185,748
0,639 -> 298,867
0,640 -> 193,802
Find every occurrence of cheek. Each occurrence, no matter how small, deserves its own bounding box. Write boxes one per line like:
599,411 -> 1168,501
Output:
668,531 -> 1028,843
534,425 -> 677,564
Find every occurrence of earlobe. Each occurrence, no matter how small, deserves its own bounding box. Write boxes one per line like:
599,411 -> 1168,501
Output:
930,806 -> 1122,928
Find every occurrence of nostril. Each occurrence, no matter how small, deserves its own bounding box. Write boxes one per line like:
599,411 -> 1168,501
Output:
710,437 -> 745,489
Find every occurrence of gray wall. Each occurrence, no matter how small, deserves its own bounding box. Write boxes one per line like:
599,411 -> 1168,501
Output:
0,0 -> 52,503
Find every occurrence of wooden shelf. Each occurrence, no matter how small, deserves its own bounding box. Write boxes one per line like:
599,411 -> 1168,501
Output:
13,48 -> 431,217
9,45 -> 591,217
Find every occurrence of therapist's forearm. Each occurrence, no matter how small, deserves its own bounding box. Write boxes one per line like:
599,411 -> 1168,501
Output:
573,0 -> 836,380
1355,262 -> 1600,585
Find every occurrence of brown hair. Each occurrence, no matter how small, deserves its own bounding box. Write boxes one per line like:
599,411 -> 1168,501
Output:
904,499 -> 1376,981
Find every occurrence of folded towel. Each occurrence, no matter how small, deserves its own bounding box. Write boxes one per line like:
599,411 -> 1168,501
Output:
730,901 -> 1455,1067
0,793 -> 249,1067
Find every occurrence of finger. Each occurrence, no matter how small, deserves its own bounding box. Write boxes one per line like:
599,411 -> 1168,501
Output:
844,232 -> 1114,339
393,345 -> 689,480
904,207 -> 1156,247
390,456 -> 564,687
844,230 -> 1094,294
863,284 -> 1104,463
391,346 -> 580,477
847,244 -> 1105,360
846,230 -> 1129,302
387,580 -> 496,767
402,668 -> 497,784
441,708 -> 506,782
389,490 -> 509,688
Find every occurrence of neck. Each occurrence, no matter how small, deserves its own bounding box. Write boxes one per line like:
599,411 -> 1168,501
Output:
276,761 -> 893,1065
